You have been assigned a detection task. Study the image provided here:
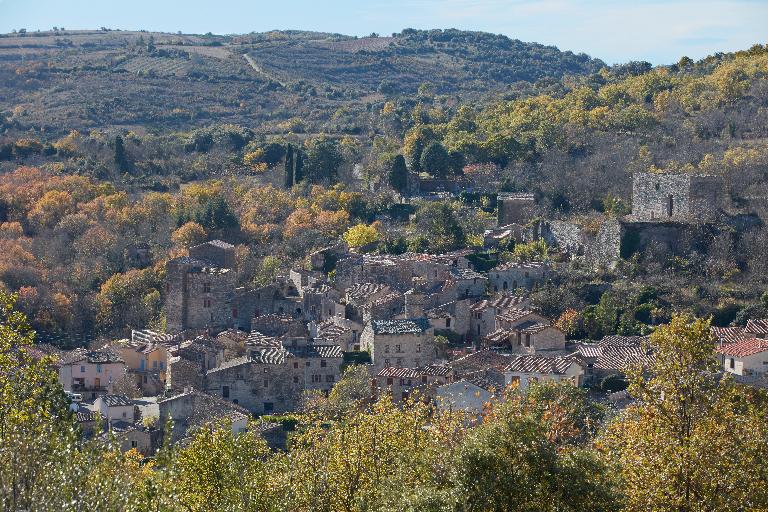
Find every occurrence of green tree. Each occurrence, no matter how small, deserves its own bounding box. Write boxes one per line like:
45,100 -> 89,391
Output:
411,201 -> 465,253
419,141 -> 451,178
304,137 -> 342,184
388,154 -> 409,193
602,313 -> 768,511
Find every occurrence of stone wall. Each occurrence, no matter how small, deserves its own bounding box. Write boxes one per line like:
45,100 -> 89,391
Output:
497,193 -> 536,226
631,172 -> 723,222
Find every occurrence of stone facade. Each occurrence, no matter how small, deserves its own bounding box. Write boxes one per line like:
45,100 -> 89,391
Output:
497,193 -> 536,226
488,261 -> 549,292
631,172 -> 723,222
360,319 -> 437,372
165,256 -> 236,332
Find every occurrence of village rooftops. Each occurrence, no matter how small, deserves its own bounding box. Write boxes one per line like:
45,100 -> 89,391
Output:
493,260 -> 548,271
448,268 -> 485,281
712,326 -> 748,344
61,348 -> 124,365
345,282 -> 388,302
746,319 -> 768,336
131,329 -> 182,347
376,364 -> 451,379
470,295 -> 528,312
448,349 -> 511,376
370,318 -> 431,335
159,389 -> 250,429
100,394 -> 133,407
504,354 -> 580,374
574,335 -> 654,371
716,337 -> 768,358
245,331 -> 281,348
168,256 -> 232,275
497,308 -> 538,324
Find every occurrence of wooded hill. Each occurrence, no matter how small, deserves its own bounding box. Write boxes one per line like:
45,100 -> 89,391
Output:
0,28 -> 603,134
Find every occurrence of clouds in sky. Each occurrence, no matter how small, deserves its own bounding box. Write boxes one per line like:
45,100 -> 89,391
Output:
0,0 -> 765,63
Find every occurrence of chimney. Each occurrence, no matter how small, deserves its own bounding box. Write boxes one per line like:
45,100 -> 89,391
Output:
404,289 -> 425,318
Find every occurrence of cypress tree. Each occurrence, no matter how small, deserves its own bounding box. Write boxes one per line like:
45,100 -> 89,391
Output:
294,150 -> 304,184
284,144 -> 294,188
114,135 -> 128,172
389,154 -> 409,193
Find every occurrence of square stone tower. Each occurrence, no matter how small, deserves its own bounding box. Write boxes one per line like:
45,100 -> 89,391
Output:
631,172 -> 723,222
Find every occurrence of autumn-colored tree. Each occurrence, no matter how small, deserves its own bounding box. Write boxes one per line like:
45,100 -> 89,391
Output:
343,223 -> 380,248
171,221 -> 207,248
601,313 -> 768,511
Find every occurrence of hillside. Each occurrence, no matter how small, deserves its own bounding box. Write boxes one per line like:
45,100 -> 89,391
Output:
0,28 -> 604,135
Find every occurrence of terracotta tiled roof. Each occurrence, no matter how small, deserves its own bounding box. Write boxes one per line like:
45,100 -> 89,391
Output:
745,319 -> 768,335
716,337 -> 768,357
712,326 -> 748,344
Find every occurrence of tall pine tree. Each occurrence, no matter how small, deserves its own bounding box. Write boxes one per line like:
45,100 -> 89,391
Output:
284,144 -> 294,189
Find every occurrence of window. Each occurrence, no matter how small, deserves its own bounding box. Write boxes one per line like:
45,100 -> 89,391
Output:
131,440 -> 137,448
263,379 -> 269,387
395,344 -> 402,353
312,375 -> 322,383
321,360 -> 327,368
222,386 -> 230,398
384,345 -> 390,353
203,283 -> 211,293
326,375 -> 335,383
416,344 -> 421,353
422,376 -> 428,383
396,358 -> 402,366
386,378 -> 393,385
293,362 -> 299,369
122,411 -> 127,418
730,358 -> 735,369
305,361 -> 311,367
232,308 -> 238,319
159,362 -> 164,370
446,318 -> 451,328
80,365 -> 85,373
152,360 -> 158,369
399,379 -> 406,386
525,334 -> 531,347
524,272 -> 529,278
203,299 -> 211,308
384,358 -> 390,366
293,376 -> 299,384
96,364 -> 102,373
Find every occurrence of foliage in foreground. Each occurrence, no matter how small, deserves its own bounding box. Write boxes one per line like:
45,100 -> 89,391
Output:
2,293 -> 768,511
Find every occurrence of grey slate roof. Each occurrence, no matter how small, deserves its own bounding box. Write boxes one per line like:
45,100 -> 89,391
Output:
371,318 -> 431,335
100,394 -> 133,407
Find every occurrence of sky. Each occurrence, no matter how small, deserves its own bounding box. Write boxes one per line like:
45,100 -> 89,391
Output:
0,0 -> 765,64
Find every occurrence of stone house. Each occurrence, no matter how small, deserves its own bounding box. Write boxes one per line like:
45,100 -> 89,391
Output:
631,172 -> 723,222
484,322 -> 566,354
373,365 -> 451,402
717,338 -> 768,377
94,394 -> 135,425
488,261 -> 549,292
443,268 -> 488,300
114,336 -> 169,396
167,356 -> 206,392
316,317 -> 363,351
205,339 -> 343,415
361,318 -> 437,372
158,389 -> 250,442
301,282 -> 344,322
114,425 -> 158,457
59,349 -> 126,399
468,295 -> 531,340
493,355 -> 585,390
